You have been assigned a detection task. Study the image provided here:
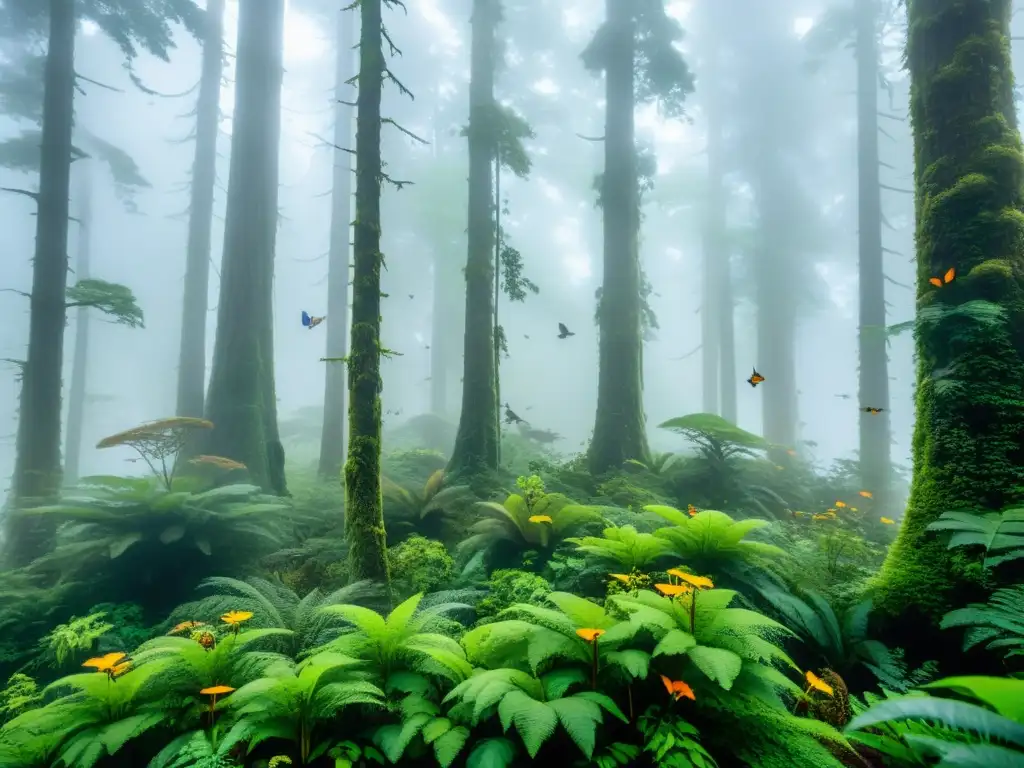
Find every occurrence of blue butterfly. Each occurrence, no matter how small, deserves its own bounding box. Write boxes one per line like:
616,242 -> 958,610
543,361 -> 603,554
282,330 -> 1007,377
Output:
301,310 -> 325,330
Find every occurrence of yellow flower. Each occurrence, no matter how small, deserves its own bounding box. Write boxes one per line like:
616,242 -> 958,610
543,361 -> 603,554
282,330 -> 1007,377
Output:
676,572 -> 714,590
805,671 -> 834,696
850,507 -> 858,512
83,652 -> 127,672
610,573 -> 631,583
655,583 -> 691,597
528,515 -> 553,524
834,501 -> 846,508
880,517 -> 895,525
576,628 -> 606,643
200,685 -> 236,696
811,514 -> 829,521
220,610 -> 254,627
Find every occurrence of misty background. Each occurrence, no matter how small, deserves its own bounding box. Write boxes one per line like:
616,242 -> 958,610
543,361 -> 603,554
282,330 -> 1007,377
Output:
3,0 -> 1011,484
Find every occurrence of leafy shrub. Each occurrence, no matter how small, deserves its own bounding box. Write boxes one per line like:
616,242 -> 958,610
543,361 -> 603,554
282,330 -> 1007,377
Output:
388,535 -> 455,599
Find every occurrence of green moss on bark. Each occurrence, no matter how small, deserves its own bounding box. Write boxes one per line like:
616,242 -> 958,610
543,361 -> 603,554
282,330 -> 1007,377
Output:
344,0 -> 389,584
872,0 -> 1024,647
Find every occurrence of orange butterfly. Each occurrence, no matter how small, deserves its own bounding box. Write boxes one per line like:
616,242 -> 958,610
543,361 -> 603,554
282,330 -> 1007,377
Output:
747,368 -> 765,387
928,267 -> 955,288
862,406 -> 884,415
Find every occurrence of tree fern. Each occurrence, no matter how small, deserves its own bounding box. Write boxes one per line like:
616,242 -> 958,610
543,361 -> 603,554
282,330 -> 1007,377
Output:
644,506 -> 786,592
926,508 -> 1024,569
442,668 -> 627,759
0,655 -> 176,768
382,470 -> 475,542
167,576 -> 386,655
566,525 -> 672,572
319,593 -> 473,690
225,651 -> 385,762
941,585 -> 1024,662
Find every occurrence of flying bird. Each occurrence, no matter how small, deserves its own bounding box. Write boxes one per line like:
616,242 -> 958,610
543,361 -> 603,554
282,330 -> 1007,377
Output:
557,322 -> 575,339
301,311 -> 325,330
504,404 -> 526,425
747,368 -> 765,388
861,406 -> 884,414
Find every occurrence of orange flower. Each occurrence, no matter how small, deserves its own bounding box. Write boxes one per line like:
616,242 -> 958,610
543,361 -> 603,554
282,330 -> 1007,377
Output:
576,628 -> 606,643
610,574 -> 631,583
82,652 -> 127,672
655,583 -> 691,597
169,621 -> 204,635
200,685 -> 236,696
859,490 -> 873,498
880,517 -> 895,525
687,504 -> 698,517
660,674 -> 696,701
528,515 -> 553,524
221,610 -> 253,627
805,671 -> 834,696
675,572 -> 714,591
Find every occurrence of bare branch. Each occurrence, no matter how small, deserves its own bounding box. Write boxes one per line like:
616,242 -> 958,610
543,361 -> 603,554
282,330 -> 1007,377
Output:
0,187 -> 39,202
0,288 -> 30,299
877,111 -> 904,122
880,183 -> 913,194
884,274 -> 912,290
576,133 -> 605,142
382,117 -> 428,144
75,72 -> 123,93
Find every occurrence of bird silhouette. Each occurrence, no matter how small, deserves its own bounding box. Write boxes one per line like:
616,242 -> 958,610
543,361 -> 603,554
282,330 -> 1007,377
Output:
557,322 -> 575,339
503,404 -> 526,425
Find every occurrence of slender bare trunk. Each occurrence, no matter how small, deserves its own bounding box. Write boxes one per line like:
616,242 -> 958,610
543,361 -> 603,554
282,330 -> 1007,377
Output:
318,6 -> 356,480
65,165 -> 93,485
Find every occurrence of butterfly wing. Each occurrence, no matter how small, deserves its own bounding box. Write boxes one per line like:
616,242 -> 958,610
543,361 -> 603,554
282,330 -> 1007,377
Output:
928,277 -> 942,288
310,315 -> 324,329
944,267 -> 956,283
558,322 -> 568,335
301,310 -> 311,327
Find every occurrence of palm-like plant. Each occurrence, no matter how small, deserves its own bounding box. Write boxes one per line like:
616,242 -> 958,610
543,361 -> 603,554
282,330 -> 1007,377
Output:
646,506 -> 786,592
18,476 -> 291,613
223,651 -> 385,763
167,576 -> 387,656
845,676 -> 1024,764
941,585 -> 1024,664
460,492 -> 605,567
759,587 -> 903,688
566,524 -> 673,573
0,655 -> 175,768
382,470 -> 475,542
658,413 -> 789,516
318,593 -> 473,691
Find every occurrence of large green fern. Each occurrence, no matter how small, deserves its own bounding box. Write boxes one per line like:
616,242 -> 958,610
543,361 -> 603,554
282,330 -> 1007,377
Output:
941,585 -> 1024,662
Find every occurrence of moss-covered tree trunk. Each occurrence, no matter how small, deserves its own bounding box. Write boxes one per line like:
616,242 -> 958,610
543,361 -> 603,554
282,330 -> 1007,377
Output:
447,0 -> 500,477
344,0 -> 389,583
65,165 -> 93,486
175,0 -> 225,420
5,0 -> 77,566
874,0 -> 1024,649
200,0 -> 287,495
318,6 -> 356,481
855,0 -> 891,503
589,0 -> 651,475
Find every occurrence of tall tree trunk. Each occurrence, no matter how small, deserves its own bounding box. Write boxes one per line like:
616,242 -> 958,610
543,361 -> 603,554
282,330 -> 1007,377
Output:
874,0 -> 1024,657
448,0 -> 500,477
4,0 -> 77,566
717,245 -> 737,424
176,0 -> 225,419
589,0 -> 650,474
345,0 -> 389,583
702,51 -> 724,418
200,0 -> 286,495
855,0 -> 891,503
318,6 -> 356,480
65,164 -> 93,486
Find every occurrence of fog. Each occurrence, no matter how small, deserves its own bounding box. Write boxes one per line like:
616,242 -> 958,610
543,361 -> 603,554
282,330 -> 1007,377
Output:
0,0 -> 956,484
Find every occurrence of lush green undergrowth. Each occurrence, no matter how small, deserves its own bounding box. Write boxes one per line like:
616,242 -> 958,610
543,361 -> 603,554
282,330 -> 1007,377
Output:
0,414 -> 1020,767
